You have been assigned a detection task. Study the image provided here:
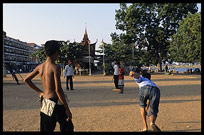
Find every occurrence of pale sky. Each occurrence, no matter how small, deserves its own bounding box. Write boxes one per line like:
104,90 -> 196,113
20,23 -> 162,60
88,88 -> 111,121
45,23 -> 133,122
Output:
3,3 -> 201,50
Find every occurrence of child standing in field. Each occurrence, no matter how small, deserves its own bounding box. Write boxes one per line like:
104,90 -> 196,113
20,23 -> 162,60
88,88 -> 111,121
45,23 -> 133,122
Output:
113,60 -> 119,90
118,62 -> 125,94
24,40 -> 74,132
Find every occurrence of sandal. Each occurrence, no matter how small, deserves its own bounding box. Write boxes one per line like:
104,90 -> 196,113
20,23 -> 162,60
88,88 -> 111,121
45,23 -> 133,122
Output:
151,124 -> 161,132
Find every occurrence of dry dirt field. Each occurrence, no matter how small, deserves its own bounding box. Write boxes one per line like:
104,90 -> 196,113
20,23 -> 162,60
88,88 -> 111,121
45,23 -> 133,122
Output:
3,73 -> 201,132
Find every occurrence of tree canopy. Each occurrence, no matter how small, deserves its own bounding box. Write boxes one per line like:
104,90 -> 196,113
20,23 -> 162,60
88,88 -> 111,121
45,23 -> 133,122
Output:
169,12 -> 201,63
111,3 -> 198,71
30,41 -> 85,64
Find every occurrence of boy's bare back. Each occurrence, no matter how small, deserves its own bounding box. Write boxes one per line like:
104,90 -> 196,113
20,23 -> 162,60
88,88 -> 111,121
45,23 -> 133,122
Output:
24,58 -> 62,99
38,60 -> 59,99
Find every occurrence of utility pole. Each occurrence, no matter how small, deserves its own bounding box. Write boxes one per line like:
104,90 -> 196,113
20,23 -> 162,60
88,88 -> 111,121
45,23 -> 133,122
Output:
132,42 -> 137,65
132,43 -> 134,59
88,41 -> 91,76
101,39 -> 105,75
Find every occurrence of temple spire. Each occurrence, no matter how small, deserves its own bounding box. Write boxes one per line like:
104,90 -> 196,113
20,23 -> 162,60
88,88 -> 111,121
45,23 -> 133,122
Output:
84,23 -> 87,35
82,23 -> 90,46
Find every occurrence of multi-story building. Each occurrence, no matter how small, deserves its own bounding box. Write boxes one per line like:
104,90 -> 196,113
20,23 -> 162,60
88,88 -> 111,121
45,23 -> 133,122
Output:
3,31 -> 40,74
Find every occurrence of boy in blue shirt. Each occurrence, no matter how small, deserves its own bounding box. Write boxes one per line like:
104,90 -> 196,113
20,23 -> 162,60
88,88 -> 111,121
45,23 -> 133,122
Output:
129,68 -> 161,132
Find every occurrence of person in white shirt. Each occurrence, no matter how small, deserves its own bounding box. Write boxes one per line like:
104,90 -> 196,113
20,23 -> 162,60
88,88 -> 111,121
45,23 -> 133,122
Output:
64,60 -> 74,90
113,60 -> 119,89
129,68 -> 161,132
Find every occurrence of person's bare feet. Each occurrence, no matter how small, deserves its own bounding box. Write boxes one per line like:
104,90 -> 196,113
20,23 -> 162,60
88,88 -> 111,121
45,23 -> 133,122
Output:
151,123 -> 161,132
140,128 -> 148,132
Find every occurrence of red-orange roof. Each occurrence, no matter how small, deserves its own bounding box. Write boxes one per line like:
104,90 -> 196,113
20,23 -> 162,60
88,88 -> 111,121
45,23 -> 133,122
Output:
27,43 -> 36,47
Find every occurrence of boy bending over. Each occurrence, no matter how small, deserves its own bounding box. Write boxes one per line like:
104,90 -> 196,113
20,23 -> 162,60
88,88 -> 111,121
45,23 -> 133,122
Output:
129,69 -> 161,132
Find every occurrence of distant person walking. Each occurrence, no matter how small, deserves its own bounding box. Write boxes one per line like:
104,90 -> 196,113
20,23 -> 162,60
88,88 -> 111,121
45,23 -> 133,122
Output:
11,69 -> 20,85
113,60 -> 119,90
129,68 -> 161,132
6,64 -> 20,85
64,60 -> 75,90
165,65 -> 168,72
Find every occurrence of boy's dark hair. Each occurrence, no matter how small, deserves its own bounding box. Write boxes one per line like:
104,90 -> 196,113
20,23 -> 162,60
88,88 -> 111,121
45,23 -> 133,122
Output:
132,68 -> 140,73
44,40 -> 61,56
142,72 -> 151,80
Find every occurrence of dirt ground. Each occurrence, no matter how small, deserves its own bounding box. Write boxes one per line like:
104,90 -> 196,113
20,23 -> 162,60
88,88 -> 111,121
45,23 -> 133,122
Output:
3,73 -> 201,132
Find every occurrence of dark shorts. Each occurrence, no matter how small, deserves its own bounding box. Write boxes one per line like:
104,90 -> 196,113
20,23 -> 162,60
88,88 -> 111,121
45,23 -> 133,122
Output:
118,80 -> 124,88
114,75 -> 119,89
139,85 -> 160,117
40,97 -> 74,132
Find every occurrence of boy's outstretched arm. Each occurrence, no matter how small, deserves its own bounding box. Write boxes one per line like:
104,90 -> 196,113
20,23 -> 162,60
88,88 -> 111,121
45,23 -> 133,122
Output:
24,66 -> 43,96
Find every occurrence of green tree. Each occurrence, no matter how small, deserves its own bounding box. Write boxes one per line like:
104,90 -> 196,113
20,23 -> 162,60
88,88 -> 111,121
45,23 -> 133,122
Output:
113,3 -> 198,71
30,41 -> 84,64
97,34 -> 138,66
60,41 -> 84,64
30,45 -> 46,63
169,12 -> 201,63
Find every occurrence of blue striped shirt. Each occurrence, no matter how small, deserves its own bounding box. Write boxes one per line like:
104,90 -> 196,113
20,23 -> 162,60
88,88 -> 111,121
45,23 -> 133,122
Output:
134,76 -> 158,89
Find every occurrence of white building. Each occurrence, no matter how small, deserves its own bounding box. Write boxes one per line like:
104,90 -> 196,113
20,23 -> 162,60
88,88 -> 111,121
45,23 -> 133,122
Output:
3,31 -> 40,75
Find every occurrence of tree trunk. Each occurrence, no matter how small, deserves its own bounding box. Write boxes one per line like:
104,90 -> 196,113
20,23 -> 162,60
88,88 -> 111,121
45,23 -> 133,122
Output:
157,61 -> 162,72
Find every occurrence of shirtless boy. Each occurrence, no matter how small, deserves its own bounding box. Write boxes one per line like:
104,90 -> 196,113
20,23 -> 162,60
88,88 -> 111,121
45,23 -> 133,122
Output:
24,40 -> 73,131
